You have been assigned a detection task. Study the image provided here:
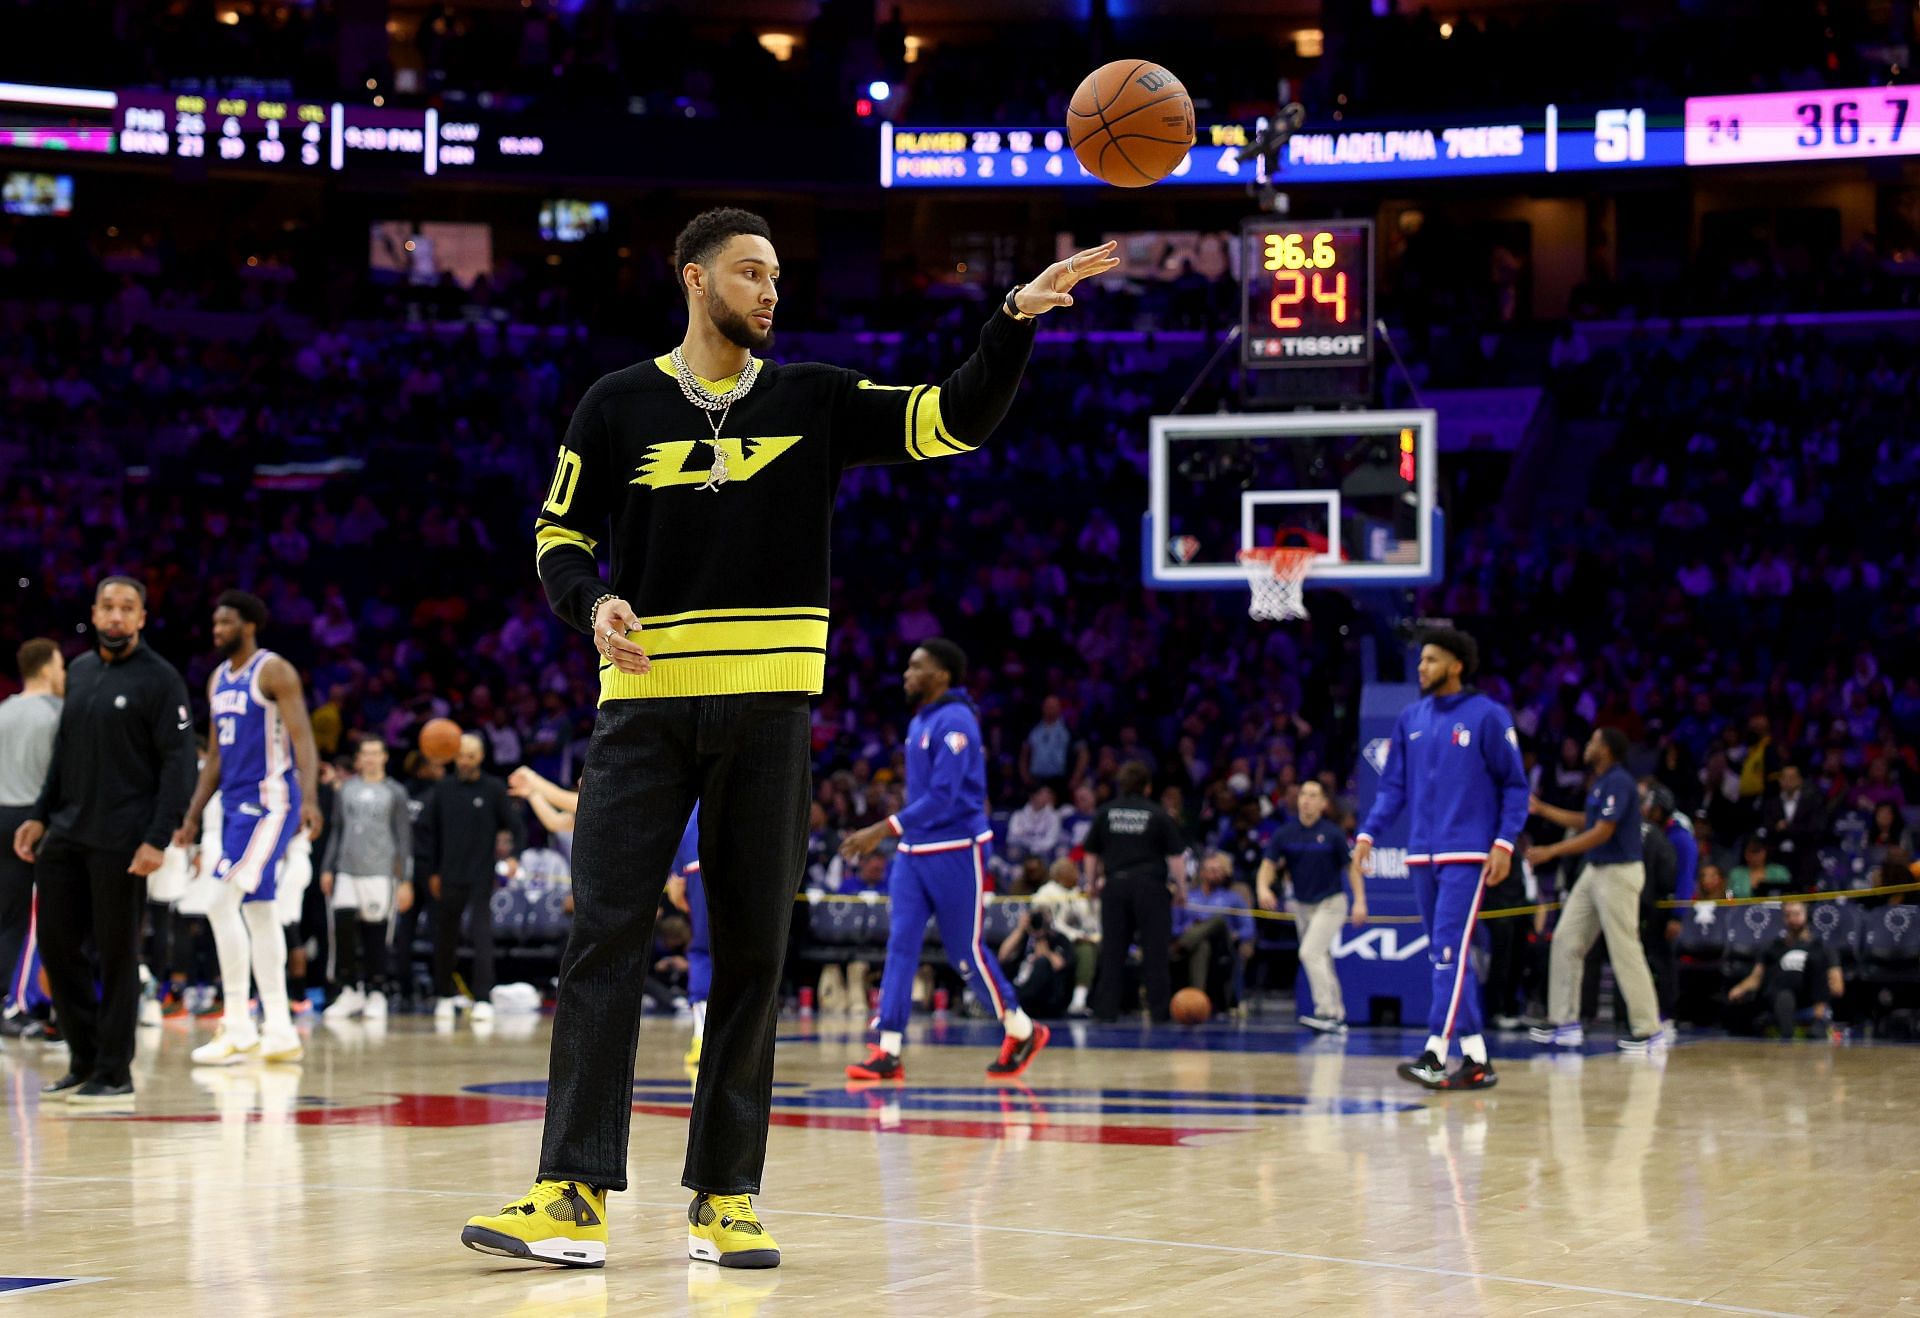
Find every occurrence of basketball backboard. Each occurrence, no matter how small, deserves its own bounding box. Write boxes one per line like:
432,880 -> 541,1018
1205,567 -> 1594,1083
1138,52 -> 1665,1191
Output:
1143,409 -> 1441,589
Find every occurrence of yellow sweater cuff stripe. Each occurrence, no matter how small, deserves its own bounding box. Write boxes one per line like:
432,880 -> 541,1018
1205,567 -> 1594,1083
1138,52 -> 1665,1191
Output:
907,385 -> 973,460
535,522 -> 599,560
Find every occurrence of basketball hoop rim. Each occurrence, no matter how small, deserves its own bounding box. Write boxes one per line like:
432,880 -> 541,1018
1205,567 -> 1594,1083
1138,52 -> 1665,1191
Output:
1237,545 -> 1318,578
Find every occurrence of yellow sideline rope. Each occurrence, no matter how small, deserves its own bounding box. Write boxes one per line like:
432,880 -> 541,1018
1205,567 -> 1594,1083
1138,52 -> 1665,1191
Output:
796,880 -> 1920,927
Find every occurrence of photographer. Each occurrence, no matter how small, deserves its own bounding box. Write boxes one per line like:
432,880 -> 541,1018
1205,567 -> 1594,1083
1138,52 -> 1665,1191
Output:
996,903 -> 1075,1019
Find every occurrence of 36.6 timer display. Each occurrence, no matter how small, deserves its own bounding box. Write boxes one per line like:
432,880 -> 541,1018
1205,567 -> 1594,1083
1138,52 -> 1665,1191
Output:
1241,219 -> 1375,368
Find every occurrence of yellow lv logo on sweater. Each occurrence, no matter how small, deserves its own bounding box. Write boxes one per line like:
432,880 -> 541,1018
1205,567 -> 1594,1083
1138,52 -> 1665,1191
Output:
631,436 -> 802,490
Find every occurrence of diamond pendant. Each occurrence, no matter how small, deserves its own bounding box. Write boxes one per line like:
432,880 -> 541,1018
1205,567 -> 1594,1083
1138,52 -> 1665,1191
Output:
696,447 -> 729,492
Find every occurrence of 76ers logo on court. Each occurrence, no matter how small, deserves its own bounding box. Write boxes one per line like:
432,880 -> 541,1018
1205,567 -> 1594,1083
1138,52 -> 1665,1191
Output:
1451,723 -> 1472,748
944,731 -> 969,755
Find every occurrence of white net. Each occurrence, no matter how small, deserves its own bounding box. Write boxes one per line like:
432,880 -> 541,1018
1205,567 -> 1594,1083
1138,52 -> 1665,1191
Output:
1238,547 -> 1314,621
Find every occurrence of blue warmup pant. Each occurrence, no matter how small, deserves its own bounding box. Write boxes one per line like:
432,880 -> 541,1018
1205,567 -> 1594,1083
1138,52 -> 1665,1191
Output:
876,840 -> 1018,1036
686,870 -> 710,1005
1412,860 -> 1489,1044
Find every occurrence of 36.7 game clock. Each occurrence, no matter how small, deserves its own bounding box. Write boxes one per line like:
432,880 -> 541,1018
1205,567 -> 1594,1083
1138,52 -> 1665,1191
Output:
1241,218 -> 1375,368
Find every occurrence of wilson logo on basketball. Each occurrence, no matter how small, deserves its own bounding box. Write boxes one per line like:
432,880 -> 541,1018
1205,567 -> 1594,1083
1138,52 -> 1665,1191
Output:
1136,69 -> 1178,93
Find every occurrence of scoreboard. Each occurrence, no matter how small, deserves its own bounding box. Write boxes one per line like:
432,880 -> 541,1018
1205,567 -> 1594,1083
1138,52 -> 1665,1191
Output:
117,91 -> 329,169
882,121 -> 1266,188
114,94 -> 546,175
1240,219 -> 1374,368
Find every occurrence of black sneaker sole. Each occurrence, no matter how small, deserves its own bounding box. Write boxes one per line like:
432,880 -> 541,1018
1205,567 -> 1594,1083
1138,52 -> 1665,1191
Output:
1437,1072 -> 1499,1091
461,1225 -> 605,1268
693,1247 -> 781,1270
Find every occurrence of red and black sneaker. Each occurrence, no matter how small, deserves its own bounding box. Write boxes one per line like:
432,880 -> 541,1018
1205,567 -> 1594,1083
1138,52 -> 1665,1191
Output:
845,1047 -> 904,1082
1434,1059 -> 1499,1091
986,1022 -> 1051,1081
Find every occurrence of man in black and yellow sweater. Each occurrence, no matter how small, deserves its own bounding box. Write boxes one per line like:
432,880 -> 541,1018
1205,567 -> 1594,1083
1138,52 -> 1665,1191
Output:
463,208 -> 1118,1270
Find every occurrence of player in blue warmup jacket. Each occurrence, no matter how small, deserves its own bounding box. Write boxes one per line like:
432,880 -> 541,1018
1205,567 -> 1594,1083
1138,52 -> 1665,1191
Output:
1353,628 -> 1528,1091
667,805 -> 711,1068
839,639 -> 1047,1082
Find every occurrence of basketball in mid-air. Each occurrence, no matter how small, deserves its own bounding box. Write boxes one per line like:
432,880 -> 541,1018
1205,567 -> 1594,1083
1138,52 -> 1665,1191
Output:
1171,987 -> 1212,1025
419,717 -> 463,763
1068,60 -> 1196,187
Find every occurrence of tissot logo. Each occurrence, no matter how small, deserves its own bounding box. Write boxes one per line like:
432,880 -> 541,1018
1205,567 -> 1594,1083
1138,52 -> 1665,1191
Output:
1333,928 -> 1430,962
632,436 -> 801,489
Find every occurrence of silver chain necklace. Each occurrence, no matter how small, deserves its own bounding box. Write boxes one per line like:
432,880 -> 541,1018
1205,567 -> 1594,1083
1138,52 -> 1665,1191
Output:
669,347 -> 761,492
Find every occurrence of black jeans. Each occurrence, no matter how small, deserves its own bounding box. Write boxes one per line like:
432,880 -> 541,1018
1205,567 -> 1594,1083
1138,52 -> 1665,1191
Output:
37,837 -> 147,1086
538,693 -> 811,1196
0,805 -> 35,1004
1093,867 -> 1172,1022
434,878 -> 495,1000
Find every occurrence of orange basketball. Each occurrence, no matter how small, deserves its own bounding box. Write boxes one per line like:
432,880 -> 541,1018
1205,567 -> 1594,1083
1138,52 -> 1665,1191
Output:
1067,59 -> 1195,187
1171,987 -> 1212,1025
419,717 -> 462,763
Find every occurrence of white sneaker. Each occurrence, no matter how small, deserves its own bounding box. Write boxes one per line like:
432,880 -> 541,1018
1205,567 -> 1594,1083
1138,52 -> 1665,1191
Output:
362,990 -> 388,1021
139,996 -> 164,1027
192,1026 -> 261,1067
470,1001 -> 495,1024
433,997 -> 459,1023
1528,1022 -> 1586,1049
261,1025 -> 304,1064
323,987 -> 365,1021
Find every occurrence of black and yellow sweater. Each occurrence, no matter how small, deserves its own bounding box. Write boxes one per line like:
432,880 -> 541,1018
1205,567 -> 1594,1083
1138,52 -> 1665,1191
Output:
535,307 -> 1037,702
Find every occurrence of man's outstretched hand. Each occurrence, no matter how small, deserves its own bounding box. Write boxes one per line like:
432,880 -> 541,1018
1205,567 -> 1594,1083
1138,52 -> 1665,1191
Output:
1012,241 -> 1121,316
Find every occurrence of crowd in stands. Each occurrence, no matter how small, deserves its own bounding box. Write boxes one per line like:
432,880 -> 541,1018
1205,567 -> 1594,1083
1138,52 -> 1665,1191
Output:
5,176 -> 1920,1026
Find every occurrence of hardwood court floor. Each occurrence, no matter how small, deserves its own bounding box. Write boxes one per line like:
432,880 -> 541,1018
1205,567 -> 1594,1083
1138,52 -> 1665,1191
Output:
1,1011 -> 1913,1315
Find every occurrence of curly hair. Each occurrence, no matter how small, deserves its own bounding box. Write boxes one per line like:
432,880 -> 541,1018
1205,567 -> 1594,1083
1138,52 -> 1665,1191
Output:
670,207 -> 773,301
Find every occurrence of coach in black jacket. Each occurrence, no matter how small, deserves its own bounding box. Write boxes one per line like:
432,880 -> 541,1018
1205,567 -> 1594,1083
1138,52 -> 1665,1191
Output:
424,733 -> 525,1015
12,577 -> 195,1103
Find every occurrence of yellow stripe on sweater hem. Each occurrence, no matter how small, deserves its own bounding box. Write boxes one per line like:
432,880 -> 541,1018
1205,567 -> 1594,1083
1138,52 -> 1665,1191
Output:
599,652 -> 825,702
635,604 -> 830,626
636,616 -> 828,658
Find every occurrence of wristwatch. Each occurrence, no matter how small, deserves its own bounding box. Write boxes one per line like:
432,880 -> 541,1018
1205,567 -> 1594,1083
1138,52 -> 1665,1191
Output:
1002,284 -> 1034,322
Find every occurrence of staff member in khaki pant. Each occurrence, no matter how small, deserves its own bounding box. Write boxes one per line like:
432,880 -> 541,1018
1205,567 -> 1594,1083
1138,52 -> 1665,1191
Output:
1526,727 -> 1667,1052
1257,781 -> 1366,1034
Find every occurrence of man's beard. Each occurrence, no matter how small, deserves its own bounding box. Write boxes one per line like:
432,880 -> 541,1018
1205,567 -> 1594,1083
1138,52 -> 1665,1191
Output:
1419,674 -> 1443,696
708,293 -> 772,352
98,630 -> 133,654
216,634 -> 245,659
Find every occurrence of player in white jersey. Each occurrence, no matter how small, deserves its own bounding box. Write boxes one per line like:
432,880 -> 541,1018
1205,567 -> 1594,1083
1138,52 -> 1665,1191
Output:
174,591 -> 322,1066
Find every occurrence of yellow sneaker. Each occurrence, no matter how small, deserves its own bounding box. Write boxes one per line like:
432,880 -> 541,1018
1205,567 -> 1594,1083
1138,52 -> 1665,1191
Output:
463,1180 -> 608,1268
688,1194 -> 779,1269
684,1034 -> 703,1067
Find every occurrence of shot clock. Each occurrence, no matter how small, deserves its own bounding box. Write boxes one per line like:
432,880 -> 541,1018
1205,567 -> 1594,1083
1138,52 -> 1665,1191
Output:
1240,219 -> 1374,368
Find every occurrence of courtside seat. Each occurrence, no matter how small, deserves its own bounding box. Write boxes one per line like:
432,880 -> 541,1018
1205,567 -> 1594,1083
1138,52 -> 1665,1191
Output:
981,898 -> 1021,947
1675,903 -> 1726,964
1859,905 -> 1920,988
1721,903 -> 1784,983
1808,902 -> 1865,973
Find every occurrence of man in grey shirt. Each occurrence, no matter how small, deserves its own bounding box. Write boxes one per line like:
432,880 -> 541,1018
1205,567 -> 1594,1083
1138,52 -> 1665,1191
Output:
0,639 -> 65,1025
319,736 -> 412,1020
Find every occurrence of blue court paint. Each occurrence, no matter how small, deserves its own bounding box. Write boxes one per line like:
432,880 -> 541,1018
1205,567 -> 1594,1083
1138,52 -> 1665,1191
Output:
463,1079 -> 1421,1119
0,1278 -> 103,1295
